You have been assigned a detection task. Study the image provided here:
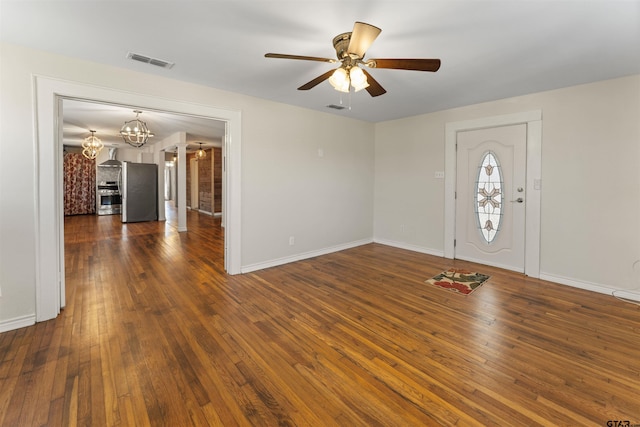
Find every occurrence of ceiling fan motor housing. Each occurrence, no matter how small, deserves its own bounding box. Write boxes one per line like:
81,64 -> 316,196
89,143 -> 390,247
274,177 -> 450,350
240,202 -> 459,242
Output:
333,32 -> 354,60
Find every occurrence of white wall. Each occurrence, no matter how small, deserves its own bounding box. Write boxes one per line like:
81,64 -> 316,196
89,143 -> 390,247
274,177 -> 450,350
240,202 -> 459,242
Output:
0,43 -> 374,329
2,40 -> 638,332
374,74 -> 640,296
0,46 -> 37,326
241,106 -> 374,270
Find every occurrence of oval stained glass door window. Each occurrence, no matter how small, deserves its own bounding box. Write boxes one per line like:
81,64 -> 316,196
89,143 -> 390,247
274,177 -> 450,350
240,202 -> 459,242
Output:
475,151 -> 503,244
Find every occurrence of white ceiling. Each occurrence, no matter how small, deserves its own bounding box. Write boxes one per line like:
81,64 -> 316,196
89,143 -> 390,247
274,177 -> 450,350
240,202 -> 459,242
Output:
61,99 -> 226,149
2,1 -> 639,146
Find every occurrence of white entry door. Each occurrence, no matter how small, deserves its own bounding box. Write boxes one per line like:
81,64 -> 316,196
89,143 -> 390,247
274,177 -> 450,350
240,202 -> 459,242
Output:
455,124 -> 527,272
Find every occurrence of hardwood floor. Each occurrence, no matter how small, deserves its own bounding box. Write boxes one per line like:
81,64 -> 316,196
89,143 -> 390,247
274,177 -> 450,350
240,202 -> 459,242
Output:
2,206 -> 640,426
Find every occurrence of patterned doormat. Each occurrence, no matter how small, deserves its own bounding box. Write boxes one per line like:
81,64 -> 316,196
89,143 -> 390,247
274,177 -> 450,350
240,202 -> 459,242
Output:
426,269 -> 490,295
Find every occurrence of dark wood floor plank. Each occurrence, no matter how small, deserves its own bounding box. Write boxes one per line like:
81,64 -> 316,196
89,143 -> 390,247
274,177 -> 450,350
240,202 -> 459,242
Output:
1,204 -> 640,426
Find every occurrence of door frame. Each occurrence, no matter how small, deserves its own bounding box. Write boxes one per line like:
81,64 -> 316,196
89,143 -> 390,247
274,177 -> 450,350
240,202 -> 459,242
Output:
33,75 -> 242,322
444,111 -> 542,277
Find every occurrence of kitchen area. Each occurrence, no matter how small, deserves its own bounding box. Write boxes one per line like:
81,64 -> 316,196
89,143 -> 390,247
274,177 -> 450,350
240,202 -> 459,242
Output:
62,99 -> 225,227
96,148 -> 122,216
64,146 -> 159,223
96,148 -> 158,222
63,142 -> 223,224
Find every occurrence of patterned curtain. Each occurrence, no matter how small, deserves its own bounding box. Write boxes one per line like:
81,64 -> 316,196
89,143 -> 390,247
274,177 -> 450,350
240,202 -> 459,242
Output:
64,153 -> 96,215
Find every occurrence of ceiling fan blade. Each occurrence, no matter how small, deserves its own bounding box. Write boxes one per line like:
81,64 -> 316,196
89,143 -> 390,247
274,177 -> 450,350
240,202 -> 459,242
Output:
298,69 -> 335,90
265,53 -> 337,63
361,69 -> 387,97
347,22 -> 381,58
367,58 -> 441,72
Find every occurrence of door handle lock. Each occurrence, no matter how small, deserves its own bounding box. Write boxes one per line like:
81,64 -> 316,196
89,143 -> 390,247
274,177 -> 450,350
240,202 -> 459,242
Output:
511,198 -> 524,203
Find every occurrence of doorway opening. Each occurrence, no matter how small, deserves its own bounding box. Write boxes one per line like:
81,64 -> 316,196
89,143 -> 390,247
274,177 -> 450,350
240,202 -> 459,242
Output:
34,76 -> 242,322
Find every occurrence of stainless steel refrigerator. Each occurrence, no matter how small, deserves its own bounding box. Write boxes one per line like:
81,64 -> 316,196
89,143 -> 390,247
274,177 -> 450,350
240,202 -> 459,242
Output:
119,161 -> 158,223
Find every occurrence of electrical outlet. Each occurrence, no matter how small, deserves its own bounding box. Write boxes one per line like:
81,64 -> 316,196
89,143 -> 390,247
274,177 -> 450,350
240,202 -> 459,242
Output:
289,236 -> 295,246
434,171 -> 445,179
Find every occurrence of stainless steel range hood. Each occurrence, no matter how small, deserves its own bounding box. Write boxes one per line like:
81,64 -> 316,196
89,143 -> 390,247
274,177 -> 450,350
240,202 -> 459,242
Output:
99,148 -> 121,167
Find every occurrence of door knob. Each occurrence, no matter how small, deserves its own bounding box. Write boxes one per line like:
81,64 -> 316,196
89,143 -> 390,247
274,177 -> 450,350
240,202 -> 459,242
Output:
511,198 -> 524,203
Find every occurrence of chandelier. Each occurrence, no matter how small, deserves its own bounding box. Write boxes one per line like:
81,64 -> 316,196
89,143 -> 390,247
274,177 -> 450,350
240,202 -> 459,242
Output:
195,143 -> 207,161
328,66 -> 369,93
120,110 -> 154,148
82,130 -> 103,160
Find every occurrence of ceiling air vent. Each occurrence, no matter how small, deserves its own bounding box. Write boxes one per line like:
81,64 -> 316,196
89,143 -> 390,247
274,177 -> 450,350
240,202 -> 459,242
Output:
126,52 -> 175,69
326,104 -> 346,110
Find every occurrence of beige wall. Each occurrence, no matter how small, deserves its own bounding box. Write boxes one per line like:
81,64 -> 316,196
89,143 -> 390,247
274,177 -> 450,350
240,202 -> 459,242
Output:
374,74 -> 640,292
0,43 -> 374,329
1,40 -> 639,331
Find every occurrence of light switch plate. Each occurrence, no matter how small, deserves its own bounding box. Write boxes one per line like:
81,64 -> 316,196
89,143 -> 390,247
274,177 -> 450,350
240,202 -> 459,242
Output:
534,179 -> 542,190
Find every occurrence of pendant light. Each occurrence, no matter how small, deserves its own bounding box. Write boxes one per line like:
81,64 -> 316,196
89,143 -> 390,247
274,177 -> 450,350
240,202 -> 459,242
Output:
195,143 -> 207,161
82,130 -> 103,160
120,110 -> 154,148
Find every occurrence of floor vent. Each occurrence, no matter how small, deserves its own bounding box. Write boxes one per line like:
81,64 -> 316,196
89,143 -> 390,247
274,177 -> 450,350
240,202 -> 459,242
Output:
326,104 -> 346,110
126,52 -> 175,69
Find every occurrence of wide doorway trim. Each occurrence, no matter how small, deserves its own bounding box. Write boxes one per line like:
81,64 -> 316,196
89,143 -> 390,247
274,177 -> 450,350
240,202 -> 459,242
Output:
444,110 -> 542,278
34,75 -> 242,322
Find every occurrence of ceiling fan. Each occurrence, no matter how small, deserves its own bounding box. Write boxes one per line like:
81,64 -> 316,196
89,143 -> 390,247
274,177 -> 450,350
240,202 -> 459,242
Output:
265,22 -> 441,97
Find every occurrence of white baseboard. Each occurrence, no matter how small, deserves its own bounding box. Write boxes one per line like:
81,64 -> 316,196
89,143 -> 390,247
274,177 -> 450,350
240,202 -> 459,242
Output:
0,314 -> 36,333
540,272 -> 640,302
611,290 -> 640,302
241,236 -> 639,304
188,207 -> 213,216
241,238 -> 374,273
373,238 -> 444,258
364,240 -> 640,303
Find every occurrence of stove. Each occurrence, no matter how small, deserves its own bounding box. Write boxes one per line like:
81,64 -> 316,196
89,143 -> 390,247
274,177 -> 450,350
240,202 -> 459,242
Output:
97,180 -> 121,215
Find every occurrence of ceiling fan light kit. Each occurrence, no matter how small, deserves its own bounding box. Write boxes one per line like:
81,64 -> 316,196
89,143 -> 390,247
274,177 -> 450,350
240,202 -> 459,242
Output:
329,67 -> 349,92
265,21 -> 440,99
348,66 -> 369,92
